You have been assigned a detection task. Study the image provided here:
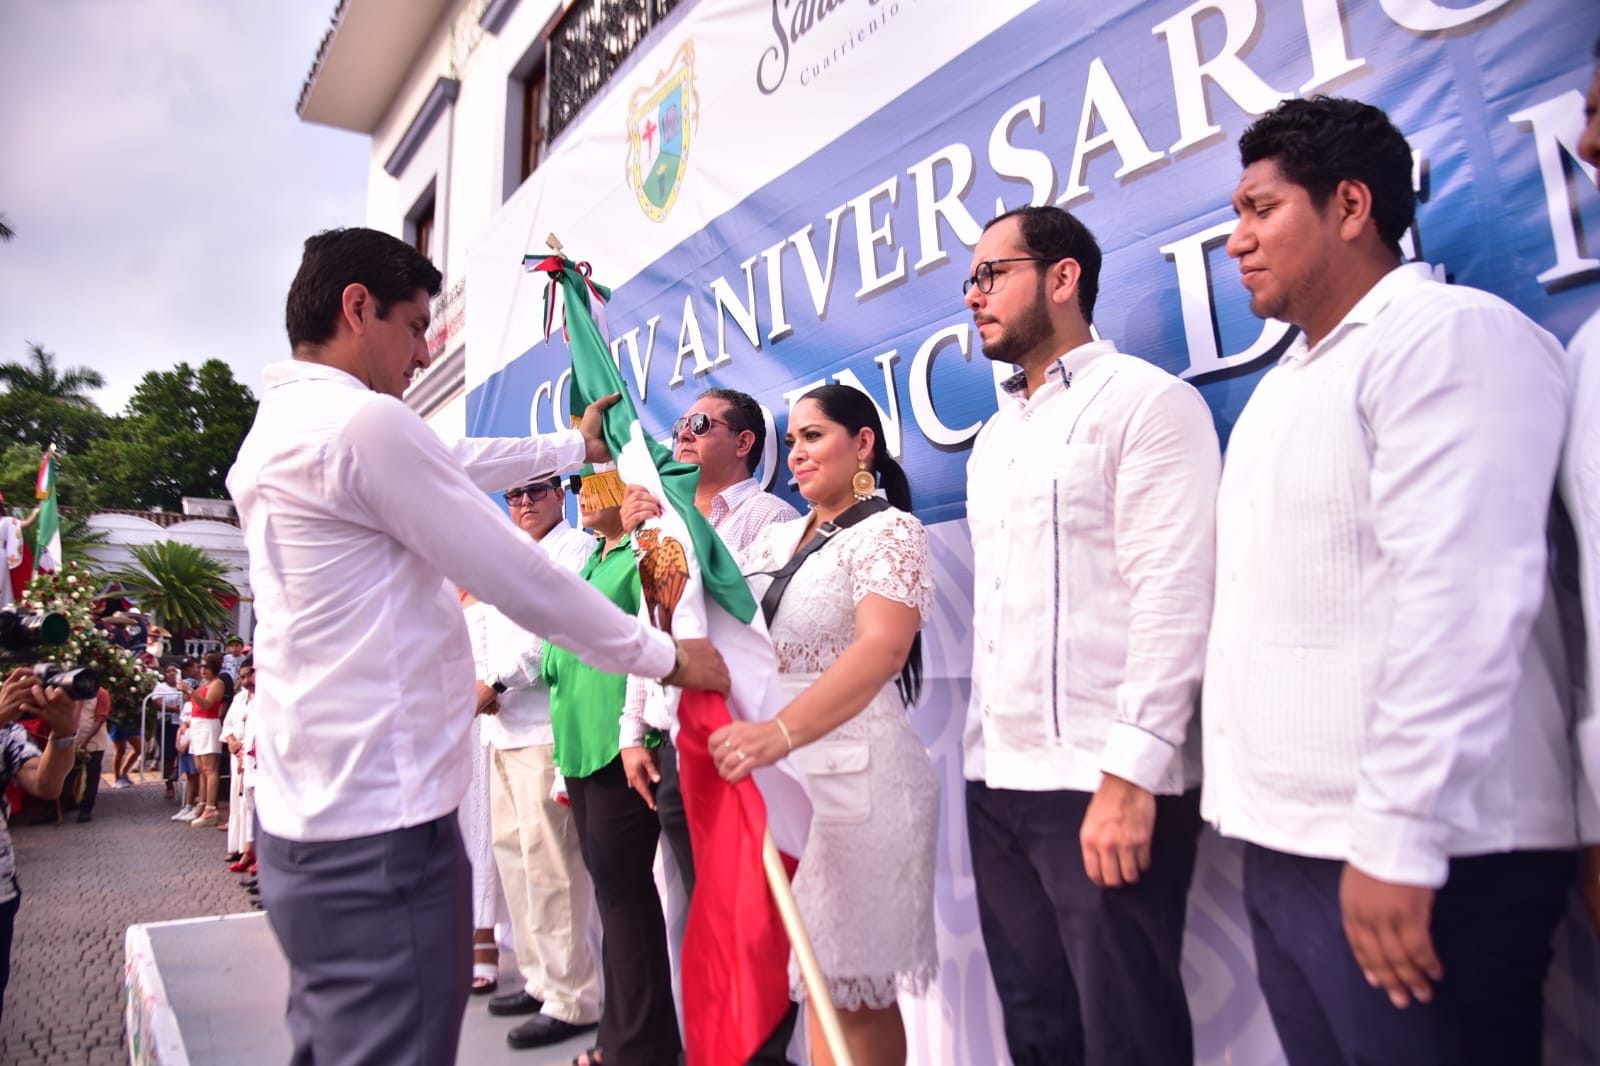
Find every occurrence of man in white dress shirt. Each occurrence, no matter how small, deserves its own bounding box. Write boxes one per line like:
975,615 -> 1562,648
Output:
226,227 -> 727,1066
962,205 -> 1220,1066
1205,98 -> 1579,1065
1563,38 -> 1600,937
475,476 -> 604,1050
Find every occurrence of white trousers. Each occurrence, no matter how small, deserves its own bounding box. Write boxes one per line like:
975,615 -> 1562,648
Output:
489,744 -> 600,1024
226,762 -> 253,854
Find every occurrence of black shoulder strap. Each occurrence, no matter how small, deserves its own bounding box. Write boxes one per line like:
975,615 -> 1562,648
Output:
759,497 -> 890,627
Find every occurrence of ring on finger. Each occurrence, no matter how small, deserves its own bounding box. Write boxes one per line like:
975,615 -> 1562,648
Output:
736,749 -> 747,762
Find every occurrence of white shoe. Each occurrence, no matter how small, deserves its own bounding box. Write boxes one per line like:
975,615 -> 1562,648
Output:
171,805 -> 196,822
111,777 -> 132,790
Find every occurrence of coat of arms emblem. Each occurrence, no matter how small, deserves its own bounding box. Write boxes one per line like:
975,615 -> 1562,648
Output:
625,40 -> 700,223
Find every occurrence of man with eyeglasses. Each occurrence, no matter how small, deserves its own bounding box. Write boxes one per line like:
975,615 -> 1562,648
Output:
961,205 -> 1220,1066
471,476 -> 604,1049
620,386 -> 799,1063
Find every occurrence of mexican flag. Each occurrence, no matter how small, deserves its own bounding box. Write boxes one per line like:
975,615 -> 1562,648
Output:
34,446 -> 61,574
526,253 -> 811,1066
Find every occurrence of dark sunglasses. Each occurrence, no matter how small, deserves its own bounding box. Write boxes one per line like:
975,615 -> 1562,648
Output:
504,483 -> 558,505
671,412 -> 734,439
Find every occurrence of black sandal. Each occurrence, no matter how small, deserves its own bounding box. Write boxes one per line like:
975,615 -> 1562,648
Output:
572,1047 -> 602,1066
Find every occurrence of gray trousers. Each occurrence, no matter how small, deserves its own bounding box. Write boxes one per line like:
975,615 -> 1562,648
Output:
257,812 -> 472,1066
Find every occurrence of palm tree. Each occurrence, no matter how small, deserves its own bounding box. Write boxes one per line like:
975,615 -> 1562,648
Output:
0,342 -> 109,455
0,213 -> 14,242
0,342 -> 105,406
110,541 -> 238,636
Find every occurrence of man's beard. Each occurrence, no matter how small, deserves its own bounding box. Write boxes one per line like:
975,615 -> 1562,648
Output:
978,281 -> 1054,366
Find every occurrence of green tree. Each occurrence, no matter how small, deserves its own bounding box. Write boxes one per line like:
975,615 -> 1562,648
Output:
81,360 -> 257,511
0,442 -> 95,514
0,342 -> 110,457
109,540 -> 238,636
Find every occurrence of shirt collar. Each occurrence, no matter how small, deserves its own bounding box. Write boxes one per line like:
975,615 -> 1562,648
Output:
710,477 -> 761,512
262,359 -> 370,393
1283,262 -> 1428,367
1000,339 -> 1118,405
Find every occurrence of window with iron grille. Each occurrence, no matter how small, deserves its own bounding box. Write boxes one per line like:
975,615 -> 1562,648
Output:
547,0 -> 681,141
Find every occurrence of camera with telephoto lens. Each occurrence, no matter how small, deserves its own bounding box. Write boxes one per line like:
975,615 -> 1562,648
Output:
0,607 -> 70,651
0,608 -> 101,700
31,662 -> 100,700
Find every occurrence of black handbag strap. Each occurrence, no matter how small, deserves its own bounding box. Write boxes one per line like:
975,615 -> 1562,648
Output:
759,497 -> 890,627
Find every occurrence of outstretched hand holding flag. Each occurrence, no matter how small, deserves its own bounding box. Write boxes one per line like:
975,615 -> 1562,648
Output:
524,251 -> 842,1066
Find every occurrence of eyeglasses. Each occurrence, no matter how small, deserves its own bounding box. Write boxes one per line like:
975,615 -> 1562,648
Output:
671,412 -> 734,439
962,257 -> 1055,296
503,483 -> 558,505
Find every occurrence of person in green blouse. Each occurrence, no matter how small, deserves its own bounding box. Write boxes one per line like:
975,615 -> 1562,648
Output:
542,467 -> 678,1066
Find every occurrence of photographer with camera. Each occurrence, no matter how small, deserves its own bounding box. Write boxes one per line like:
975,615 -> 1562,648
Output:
0,665 -> 80,1023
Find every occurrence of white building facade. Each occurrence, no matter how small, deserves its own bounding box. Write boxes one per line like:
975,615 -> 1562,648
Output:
295,1 -> 1600,1062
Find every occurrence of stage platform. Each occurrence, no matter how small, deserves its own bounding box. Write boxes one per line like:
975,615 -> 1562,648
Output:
124,912 -> 595,1065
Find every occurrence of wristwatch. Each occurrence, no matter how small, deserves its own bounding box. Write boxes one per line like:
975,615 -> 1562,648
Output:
49,736 -> 76,750
488,676 -> 508,695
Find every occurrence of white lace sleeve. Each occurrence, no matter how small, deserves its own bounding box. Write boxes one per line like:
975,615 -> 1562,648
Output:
849,510 -> 934,622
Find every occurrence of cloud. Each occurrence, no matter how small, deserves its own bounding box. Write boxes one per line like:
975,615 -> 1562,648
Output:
0,0 -> 368,412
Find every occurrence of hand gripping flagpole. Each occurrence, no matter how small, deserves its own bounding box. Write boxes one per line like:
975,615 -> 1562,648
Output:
762,832 -> 855,1066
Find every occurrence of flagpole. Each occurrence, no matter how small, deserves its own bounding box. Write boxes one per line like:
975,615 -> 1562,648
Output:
761,832 -> 855,1066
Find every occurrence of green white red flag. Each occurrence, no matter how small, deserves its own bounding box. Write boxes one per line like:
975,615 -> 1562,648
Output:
34,446 -> 61,574
525,253 -> 811,1065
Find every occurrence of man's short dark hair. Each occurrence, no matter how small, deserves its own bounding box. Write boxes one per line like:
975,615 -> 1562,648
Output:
982,206 -> 1102,325
1238,96 -> 1415,258
698,388 -> 765,475
284,227 -> 443,350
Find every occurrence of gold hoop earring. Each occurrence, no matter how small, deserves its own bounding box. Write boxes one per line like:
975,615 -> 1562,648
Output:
851,460 -> 876,501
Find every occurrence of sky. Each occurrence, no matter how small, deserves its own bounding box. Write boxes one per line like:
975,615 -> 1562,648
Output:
0,0 -> 369,414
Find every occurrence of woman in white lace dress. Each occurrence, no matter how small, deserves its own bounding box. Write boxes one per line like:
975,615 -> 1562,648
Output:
710,384 -> 938,1066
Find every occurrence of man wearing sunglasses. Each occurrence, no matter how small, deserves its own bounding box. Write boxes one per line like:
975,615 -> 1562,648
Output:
473,476 -> 605,1049
618,389 -> 797,875
619,387 -> 799,1063
962,206 -> 1220,1066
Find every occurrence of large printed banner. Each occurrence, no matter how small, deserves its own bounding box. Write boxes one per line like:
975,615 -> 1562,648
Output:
467,0 -> 1600,1062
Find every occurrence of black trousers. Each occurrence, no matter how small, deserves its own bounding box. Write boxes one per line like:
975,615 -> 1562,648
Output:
568,756 -> 680,1066
257,813 -> 472,1066
77,750 -> 104,815
655,739 -> 695,897
966,781 -> 1201,1066
161,719 -> 180,781
1243,843 -> 1578,1066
